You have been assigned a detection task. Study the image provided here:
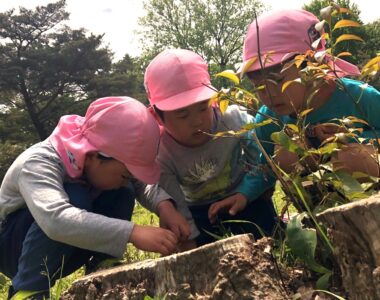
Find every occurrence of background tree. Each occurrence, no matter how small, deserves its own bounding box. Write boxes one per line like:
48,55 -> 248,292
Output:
138,0 -> 266,73
360,19 -> 380,90
87,54 -> 147,103
0,0 -> 112,140
303,0 -> 365,65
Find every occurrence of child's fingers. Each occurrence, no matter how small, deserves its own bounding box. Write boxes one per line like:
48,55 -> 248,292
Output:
159,231 -> 178,255
208,199 -> 232,223
178,223 -> 191,240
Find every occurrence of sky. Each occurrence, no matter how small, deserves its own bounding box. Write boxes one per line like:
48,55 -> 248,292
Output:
0,0 -> 378,60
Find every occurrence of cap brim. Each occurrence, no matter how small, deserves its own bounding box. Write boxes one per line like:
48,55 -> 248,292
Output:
126,161 -> 160,184
154,85 -> 217,111
238,53 -> 360,79
326,56 -> 360,77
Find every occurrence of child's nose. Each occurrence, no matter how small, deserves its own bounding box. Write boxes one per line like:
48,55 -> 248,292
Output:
190,115 -> 203,127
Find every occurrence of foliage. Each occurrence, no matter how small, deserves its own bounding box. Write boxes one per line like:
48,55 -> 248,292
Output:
87,54 -> 148,104
213,3 -> 380,291
303,0 -> 365,65
138,0 -> 266,70
0,0 -> 112,140
360,20 -> 380,90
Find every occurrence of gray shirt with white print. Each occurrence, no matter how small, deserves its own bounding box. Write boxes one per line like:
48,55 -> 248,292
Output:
157,105 -> 273,239
0,140 -> 170,258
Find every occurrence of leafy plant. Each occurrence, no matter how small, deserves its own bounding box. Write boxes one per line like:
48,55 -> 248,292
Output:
212,2 -> 380,293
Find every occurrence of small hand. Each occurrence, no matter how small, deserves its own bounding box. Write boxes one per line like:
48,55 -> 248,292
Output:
177,239 -> 197,252
129,224 -> 178,256
208,193 -> 248,224
313,123 -> 347,143
157,200 -> 191,241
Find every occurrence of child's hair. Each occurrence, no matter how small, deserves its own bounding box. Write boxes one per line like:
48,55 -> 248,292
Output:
153,105 -> 165,122
239,9 -> 359,77
49,97 -> 161,184
144,48 -> 216,111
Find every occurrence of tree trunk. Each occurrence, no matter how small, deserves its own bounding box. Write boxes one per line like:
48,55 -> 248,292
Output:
61,235 -> 290,300
317,193 -> 380,300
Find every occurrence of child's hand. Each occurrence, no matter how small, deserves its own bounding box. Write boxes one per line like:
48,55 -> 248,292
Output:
177,239 -> 197,252
311,123 -> 347,143
208,193 -> 248,224
157,200 -> 191,241
129,224 -> 178,256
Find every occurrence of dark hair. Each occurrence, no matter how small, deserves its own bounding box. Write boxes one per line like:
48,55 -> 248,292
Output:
246,57 -> 308,80
153,105 -> 165,122
97,153 -> 114,161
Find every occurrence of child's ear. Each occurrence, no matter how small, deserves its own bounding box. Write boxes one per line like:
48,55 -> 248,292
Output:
148,105 -> 164,126
83,151 -> 97,168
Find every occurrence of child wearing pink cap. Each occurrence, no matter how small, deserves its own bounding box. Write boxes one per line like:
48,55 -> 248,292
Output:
242,9 -> 380,176
144,49 -> 278,249
0,97 -> 178,298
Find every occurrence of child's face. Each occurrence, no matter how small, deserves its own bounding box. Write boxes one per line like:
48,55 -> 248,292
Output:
248,64 -> 306,116
161,100 -> 213,147
84,153 -> 133,190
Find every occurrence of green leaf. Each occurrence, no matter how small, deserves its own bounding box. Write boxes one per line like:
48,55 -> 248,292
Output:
336,51 -> 352,58
0,273 -> 7,287
310,142 -> 339,155
333,171 -> 369,200
286,213 -> 329,274
333,19 -> 360,31
240,56 -> 257,79
316,271 -> 332,290
216,70 -> 240,85
242,119 -> 273,130
362,55 -> 380,70
271,131 -> 304,155
334,34 -> 364,46
219,100 -> 229,114
286,124 -> 299,133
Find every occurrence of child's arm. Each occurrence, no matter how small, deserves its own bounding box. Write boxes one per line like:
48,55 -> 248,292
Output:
129,224 -> 178,255
158,172 -> 201,241
157,199 -> 191,241
236,132 -> 276,203
134,181 -> 196,241
17,153 -> 175,257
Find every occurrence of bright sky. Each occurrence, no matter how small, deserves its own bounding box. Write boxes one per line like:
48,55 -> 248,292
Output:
0,0 -> 378,60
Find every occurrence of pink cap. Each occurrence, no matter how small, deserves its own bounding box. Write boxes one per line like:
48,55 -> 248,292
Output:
49,97 -> 160,184
240,9 -> 360,77
144,49 -> 216,111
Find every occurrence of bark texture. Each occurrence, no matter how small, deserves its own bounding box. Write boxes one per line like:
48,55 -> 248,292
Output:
61,234 -> 289,300
318,194 -> 380,300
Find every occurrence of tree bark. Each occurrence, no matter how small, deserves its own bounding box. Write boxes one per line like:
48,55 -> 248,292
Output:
318,193 -> 380,300
61,235 -> 290,300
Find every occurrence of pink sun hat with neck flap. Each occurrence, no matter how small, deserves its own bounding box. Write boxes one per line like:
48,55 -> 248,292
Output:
239,9 -> 360,77
144,49 -> 217,111
49,96 -> 160,184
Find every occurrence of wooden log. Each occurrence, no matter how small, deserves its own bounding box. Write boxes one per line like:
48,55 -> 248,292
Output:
61,234 -> 289,300
318,194 -> 380,300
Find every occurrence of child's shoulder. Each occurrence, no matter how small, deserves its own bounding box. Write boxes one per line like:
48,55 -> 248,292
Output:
14,140 -> 62,169
335,78 -> 380,102
340,78 -> 378,94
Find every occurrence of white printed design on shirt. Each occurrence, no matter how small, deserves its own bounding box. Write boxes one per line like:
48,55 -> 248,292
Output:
184,157 -> 217,184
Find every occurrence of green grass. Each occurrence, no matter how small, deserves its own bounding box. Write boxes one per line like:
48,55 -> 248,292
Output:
0,203 -> 159,299
0,188 -> 290,299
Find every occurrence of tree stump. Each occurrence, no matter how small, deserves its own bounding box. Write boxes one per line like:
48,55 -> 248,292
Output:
318,193 -> 380,300
61,234 -> 289,300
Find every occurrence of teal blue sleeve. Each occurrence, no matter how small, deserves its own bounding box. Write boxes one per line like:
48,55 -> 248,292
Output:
356,83 -> 380,141
255,106 -> 282,161
235,129 -> 276,203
